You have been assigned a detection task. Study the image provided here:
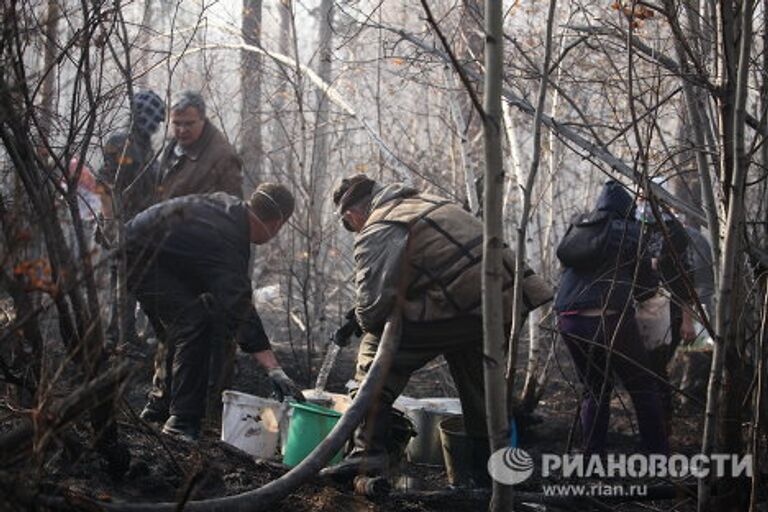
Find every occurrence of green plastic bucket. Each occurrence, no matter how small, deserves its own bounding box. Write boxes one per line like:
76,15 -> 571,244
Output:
283,401 -> 343,467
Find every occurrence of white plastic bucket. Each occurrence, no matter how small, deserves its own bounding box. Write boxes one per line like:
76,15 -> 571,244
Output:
221,390 -> 285,458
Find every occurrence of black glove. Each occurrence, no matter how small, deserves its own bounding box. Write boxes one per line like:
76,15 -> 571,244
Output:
267,368 -> 305,402
331,308 -> 362,347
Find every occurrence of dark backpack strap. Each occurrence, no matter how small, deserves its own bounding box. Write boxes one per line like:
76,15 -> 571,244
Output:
404,206 -> 485,315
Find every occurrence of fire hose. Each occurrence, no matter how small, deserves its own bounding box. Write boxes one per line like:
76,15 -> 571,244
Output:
95,307 -> 402,512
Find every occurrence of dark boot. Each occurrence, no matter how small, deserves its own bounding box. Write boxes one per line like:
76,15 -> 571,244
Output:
321,402 -> 393,481
388,409 -> 416,464
321,449 -> 389,480
139,400 -> 169,424
162,415 -> 201,442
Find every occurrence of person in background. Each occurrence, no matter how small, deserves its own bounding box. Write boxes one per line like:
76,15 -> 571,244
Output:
99,89 -> 165,222
634,184 -> 696,430
678,215 -> 716,404
682,216 -> 715,317
63,157 -> 102,253
98,89 -> 166,345
128,184 -> 304,440
555,180 -> 669,456
154,90 -> 242,201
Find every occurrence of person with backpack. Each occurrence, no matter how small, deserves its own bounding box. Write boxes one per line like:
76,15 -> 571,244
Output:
324,174 -> 553,480
555,180 -> 668,455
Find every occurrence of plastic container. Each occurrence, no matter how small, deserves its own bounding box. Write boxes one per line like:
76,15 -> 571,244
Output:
395,397 -> 462,465
279,390 -> 351,455
282,401 -> 343,467
221,390 -> 284,459
439,415 -> 490,487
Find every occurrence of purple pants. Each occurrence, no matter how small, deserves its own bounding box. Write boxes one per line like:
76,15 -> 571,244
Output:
559,313 -> 669,455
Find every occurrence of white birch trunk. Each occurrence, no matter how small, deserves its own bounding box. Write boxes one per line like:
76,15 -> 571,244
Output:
445,69 -> 479,214
482,1 -> 511,509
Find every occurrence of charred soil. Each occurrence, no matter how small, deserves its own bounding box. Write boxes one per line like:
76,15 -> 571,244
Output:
0,331 -> 708,512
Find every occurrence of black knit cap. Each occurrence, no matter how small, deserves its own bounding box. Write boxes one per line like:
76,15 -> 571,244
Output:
333,174 -> 376,213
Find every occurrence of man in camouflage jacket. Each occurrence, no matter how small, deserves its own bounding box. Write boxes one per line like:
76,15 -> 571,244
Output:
326,175 -> 553,479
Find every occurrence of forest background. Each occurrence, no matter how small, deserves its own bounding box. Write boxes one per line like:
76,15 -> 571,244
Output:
1,0 -> 767,510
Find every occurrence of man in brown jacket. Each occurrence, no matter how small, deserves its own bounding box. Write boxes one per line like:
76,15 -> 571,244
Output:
140,91 -> 244,424
155,90 -> 243,201
325,175 -> 553,480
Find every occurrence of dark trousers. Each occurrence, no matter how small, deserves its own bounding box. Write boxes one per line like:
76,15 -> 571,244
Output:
646,344 -> 672,428
147,317 -> 235,421
132,263 -> 216,420
558,313 -> 669,455
353,316 -> 488,454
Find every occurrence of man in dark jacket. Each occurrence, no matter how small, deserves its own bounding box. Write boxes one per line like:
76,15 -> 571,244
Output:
555,180 -> 668,455
325,175 -> 552,479
127,185 -> 304,440
148,90 -> 244,420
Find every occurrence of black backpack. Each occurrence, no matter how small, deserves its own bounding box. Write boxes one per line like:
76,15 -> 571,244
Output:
556,210 -> 615,270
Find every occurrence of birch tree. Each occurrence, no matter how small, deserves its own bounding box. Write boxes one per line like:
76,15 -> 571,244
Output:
481,0 -> 512,509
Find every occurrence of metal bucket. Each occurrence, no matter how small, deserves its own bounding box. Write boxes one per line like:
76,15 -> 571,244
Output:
395,397 -> 461,466
439,415 -> 490,487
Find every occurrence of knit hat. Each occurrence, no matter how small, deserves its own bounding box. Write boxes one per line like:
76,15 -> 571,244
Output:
333,174 -> 376,214
131,90 -> 165,137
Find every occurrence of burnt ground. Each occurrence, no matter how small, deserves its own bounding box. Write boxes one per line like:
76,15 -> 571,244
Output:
0,313 -> 712,512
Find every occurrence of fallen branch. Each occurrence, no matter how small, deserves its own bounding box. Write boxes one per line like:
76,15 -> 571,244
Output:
0,361 -> 133,464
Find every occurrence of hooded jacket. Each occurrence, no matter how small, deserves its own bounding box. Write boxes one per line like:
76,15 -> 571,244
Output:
99,130 -> 157,219
353,183 -> 553,331
125,192 -> 269,353
554,181 -> 656,313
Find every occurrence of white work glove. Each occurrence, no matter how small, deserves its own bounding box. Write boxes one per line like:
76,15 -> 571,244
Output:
267,368 -> 306,403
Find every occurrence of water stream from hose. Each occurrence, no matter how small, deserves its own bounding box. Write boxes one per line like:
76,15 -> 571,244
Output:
314,343 -> 341,391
